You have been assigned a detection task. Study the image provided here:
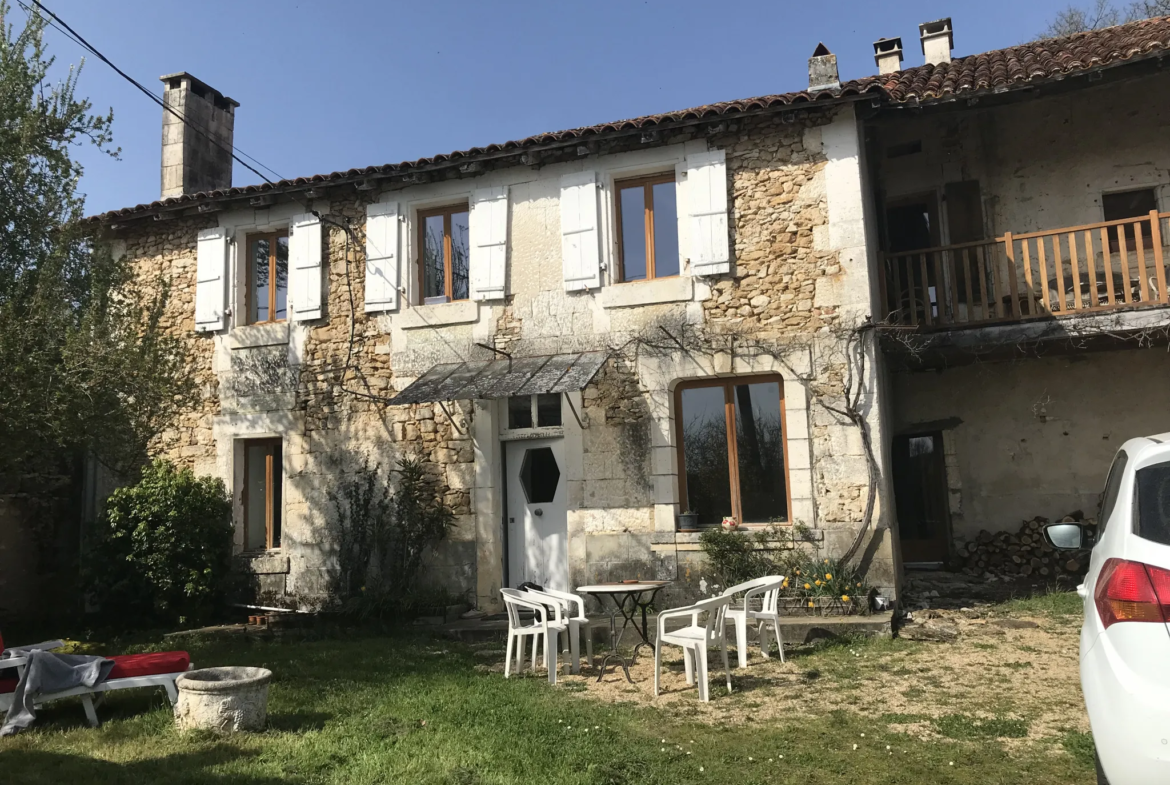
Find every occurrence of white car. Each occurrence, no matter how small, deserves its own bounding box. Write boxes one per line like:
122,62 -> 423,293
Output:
1046,435 -> 1170,785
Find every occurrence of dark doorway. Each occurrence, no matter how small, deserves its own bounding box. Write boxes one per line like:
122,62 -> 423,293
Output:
885,192 -> 941,254
893,432 -> 951,564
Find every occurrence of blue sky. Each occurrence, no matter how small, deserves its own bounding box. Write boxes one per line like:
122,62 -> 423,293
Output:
26,0 -> 1079,215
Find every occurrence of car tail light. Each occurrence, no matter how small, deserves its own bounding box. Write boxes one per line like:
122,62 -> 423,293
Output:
1095,558 -> 1170,628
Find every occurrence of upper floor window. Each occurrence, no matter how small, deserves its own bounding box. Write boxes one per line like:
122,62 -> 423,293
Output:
419,202 -> 470,303
247,231 -> 288,323
1103,188 -> 1158,253
615,173 -> 679,282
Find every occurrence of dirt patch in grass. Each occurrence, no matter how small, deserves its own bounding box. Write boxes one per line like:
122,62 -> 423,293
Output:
503,600 -> 1088,751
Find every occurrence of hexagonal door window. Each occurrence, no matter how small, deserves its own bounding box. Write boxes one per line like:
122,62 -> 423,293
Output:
520,447 -> 560,504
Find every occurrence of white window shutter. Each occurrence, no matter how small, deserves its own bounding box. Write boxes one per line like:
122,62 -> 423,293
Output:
288,213 -> 323,321
195,227 -> 229,332
560,171 -> 602,291
684,150 -> 730,276
469,186 -> 508,301
365,201 -> 400,312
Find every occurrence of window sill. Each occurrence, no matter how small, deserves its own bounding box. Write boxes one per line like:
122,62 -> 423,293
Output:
230,322 -> 290,349
600,275 -> 693,309
237,552 -> 289,575
398,300 -> 479,330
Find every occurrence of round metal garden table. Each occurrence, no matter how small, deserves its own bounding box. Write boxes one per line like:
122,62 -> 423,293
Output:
577,581 -> 672,682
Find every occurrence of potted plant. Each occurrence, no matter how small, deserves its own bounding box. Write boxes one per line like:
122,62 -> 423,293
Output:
678,510 -> 700,531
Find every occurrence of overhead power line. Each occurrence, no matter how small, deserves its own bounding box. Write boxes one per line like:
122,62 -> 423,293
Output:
20,0 -> 287,187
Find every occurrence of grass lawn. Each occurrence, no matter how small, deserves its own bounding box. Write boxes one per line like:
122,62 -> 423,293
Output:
1,596 -> 1094,784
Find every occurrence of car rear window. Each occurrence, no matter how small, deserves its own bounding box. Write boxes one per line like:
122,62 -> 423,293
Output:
1136,461 -> 1170,546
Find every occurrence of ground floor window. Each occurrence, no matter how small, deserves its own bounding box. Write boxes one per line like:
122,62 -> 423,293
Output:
675,376 -> 789,526
244,439 -> 282,550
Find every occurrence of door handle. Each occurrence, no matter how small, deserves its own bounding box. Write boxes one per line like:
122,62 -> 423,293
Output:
534,508 -> 543,517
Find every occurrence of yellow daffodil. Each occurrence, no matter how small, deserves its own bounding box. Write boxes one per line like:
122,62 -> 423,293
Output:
856,582 -> 862,588
807,601 -> 815,608
825,573 -> 833,580
841,594 -> 850,602
794,569 -> 801,575
815,580 -> 822,587
803,583 -> 811,590
823,559 -> 829,564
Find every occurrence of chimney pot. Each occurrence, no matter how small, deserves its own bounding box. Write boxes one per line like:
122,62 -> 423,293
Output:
808,43 -> 840,92
159,72 -> 239,199
873,37 -> 904,75
919,18 -> 954,66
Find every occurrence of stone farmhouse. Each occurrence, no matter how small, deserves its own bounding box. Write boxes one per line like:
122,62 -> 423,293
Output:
77,16 -> 1170,612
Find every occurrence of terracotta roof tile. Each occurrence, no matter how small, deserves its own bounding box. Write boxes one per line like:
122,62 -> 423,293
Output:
92,16 -> 1170,223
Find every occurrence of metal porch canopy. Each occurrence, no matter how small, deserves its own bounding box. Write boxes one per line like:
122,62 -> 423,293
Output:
391,351 -> 608,405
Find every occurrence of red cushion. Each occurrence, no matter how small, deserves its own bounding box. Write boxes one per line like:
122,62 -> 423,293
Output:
107,651 -> 190,680
0,651 -> 189,694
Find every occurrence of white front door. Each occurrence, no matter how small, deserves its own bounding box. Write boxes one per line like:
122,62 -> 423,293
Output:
506,437 -> 568,591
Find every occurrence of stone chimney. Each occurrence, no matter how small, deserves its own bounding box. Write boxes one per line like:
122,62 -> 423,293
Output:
160,73 -> 239,199
873,37 -> 904,75
919,18 -> 954,66
808,43 -> 839,91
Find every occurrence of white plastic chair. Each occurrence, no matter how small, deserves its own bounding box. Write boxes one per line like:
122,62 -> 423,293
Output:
720,576 -> 786,668
653,595 -> 732,703
521,587 -> 611,671
500,588 -> 569,685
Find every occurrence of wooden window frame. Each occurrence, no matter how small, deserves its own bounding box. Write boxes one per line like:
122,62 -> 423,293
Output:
615,172 -> 678,283
243,438 -> 282,551
674,374 -> 792,526
245,230 -> 288,325
417,202 -> 470,303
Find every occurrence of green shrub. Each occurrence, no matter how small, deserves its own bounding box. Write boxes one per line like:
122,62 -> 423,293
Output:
327,457 -> 457,619
698,527 -> 774,586
85,460 -> 233,627
698,525 -> 873,613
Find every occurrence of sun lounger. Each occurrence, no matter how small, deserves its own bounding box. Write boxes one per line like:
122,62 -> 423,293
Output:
0,632 -> 192,727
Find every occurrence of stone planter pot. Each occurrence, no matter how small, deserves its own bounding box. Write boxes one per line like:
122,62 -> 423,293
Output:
175,666 -> 272,733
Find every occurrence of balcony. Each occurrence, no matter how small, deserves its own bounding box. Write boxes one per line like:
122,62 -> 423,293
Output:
878,211 -> 1170,330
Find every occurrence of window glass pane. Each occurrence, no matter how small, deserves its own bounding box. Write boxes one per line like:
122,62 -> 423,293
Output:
508,395 -> 533,429
619,185 -> 648,281
423,214 -> 445,299
450,210 -> 470,300
270,445 -> 282,549
733,382 -> 787,522
245,443 -> 269,550
537,393 -> 562,427
520,447 -> 561,504
1099,450 -> 1128,532
652,181 -> 679,277
680,386 -> 733,526
250,238 -> 270,323
274,235 -> 289,320
1137,462 -> 1170,547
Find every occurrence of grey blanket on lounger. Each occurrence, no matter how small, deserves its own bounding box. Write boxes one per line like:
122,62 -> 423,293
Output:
1,647 -> 113,736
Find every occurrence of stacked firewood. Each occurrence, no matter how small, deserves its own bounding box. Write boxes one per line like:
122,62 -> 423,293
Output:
956,515 -> 1092,579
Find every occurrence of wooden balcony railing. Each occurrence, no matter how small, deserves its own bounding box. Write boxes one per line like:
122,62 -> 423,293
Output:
878,210 -> 1170,328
